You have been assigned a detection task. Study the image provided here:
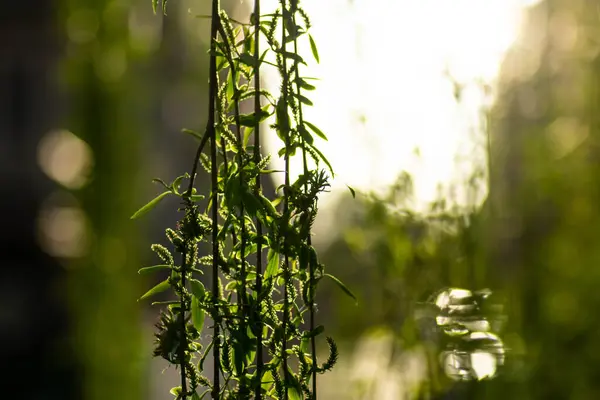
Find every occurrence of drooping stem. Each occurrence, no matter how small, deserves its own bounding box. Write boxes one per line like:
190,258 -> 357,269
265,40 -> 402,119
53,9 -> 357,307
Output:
179,250 -> 188,396
253,0 -> 264,398
208,0 -> 221,397
225,15 -> 249,390
280,1 -> 290,398
292,15 -> 318,397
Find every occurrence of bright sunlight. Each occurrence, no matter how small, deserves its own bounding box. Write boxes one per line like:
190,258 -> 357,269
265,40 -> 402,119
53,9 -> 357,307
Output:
255,0 -> 542,211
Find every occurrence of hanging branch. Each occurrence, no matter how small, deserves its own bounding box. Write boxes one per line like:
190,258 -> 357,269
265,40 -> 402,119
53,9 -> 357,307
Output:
133,0 -> 354,398
208,0 -> 221,398
291,11 -> 318,398
279,1 -> 291,398
253,0 -> 265,398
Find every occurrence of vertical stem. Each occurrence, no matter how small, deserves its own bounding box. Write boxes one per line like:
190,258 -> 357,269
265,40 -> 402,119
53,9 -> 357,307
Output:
292,21 -> 317,398
209,0 -> 221,397
280,1 -> 290,398
179,250 -> 189,396
229,24 -> 248,393
253,0 -> 264,398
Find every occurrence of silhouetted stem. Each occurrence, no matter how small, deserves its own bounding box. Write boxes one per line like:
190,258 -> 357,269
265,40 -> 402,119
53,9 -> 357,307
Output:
208,0 -> 221,398
253,0 -> 264,398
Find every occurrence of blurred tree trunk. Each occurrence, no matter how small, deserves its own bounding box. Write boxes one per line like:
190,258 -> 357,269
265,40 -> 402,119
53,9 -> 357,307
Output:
60,0 -> 147,398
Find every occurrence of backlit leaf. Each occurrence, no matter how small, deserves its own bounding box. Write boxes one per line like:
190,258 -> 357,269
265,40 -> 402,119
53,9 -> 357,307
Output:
191,295 -> 205,334
322,273 -> 357,304
130,191 -> 171,219
265,249 -> 280,279
139,279 -> 170,301
138,264 -> 171,275
190,278 -> 206,300
304,121 -> 328,141
347,185 -> 356,199
308,34 -> 320,63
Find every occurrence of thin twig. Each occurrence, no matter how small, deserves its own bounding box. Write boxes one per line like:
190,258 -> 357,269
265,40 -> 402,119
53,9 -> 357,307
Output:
280,1 -> 290,398
208,0 -> 221,398
253,0 -> 264,397
291,15 -> 318,398
179,250 -> 188,396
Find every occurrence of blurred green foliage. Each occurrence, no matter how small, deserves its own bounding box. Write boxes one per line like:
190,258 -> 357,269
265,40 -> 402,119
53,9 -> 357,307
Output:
317,1 -> 600,399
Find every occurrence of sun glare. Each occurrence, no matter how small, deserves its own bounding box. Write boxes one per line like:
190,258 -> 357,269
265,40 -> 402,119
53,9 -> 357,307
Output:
250,0 -> 541,212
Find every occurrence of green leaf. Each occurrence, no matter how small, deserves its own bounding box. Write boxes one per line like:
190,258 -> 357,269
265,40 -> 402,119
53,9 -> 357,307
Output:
322,273 -> 357,304
238,52 -> 257,67
190,279 -> 206,300
297,78 -> 316,91
271,196 -> 283,208
199,341 -> 214,371
152,178 -> 170,190
303,325 -> 325,339
308,144 -> 334,176
309,34 -> 320,63
171,173 -> 189,194
241,191 -> 263,217
239,108 -> 270,127
233,341 -> 245,377
138,264 -> 171,275
295,93 -> 314,106
265,249 -> 280,280
191,295 -> 205,334
347,185 -> 356,199
304,121 -> 328,141
289,387 -> 303,400
282,51 -> 307,65
182,128 -> 204,141
224,176 -> 242,209
130,191 -> 171,219
243,127 -> 253,148
261,370 -> 274,391
286,372 -> 304,400
258,193 -> 279,217
139,279 -> 170,301
300,337 -> 310,353
276,97 -> 290,135
298,125 -> 314,146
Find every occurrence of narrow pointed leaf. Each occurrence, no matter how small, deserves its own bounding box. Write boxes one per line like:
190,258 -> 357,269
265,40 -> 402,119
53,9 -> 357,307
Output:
297,78 -> 316,91
281,51 -> 307,65
347,185 -> 356,199
139,279 -> 170,301
152,178 -> 170,190
190,278 -> 206,300
304,121 -> 328,141
322,273 -> 357,304
309,144 -> 334,176
295,93 -> 313,106
303,324 -> 325,338
308,34 -> 320,63
138,264 -> 171,275
182,128 -> 204,141
265,249 -> 280,279
130,191 -> 171,219
191,295 -> 205,334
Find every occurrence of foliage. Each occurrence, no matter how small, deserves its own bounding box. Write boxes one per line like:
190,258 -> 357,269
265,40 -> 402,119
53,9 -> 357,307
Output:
315,169 -> 491,397
131,0 -> 353,398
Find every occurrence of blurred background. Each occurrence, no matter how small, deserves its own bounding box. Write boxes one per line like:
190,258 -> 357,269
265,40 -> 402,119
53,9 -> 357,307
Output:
2,0 -> 599,398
